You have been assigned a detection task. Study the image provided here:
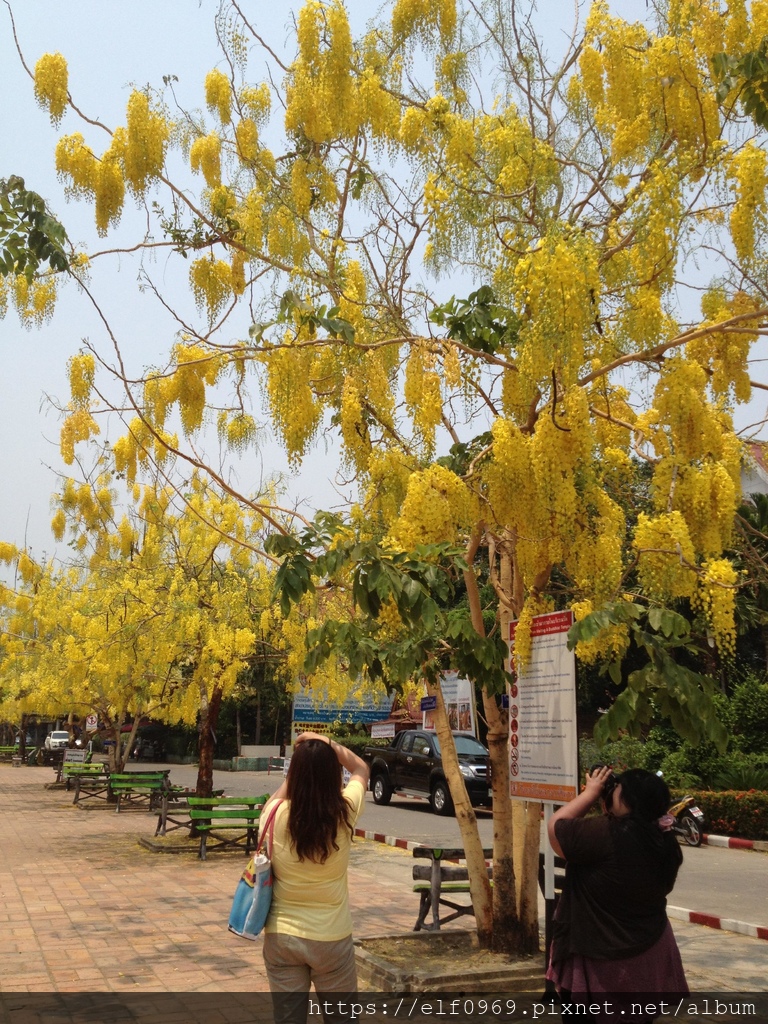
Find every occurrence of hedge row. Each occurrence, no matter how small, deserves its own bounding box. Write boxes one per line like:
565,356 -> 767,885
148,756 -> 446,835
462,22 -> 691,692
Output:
678,790 -> 768,841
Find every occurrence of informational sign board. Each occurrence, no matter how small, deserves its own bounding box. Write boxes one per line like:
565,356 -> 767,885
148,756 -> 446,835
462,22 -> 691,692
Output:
291,688 -> 393,731
508,610 -> 578,803
370,722 -> 396,739
420,696 -> 437,711
85,714 -> 98,730
422,671 -> 476,735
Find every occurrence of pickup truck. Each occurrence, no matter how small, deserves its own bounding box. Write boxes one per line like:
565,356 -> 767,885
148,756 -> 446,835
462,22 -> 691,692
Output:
363,729 -> 491,816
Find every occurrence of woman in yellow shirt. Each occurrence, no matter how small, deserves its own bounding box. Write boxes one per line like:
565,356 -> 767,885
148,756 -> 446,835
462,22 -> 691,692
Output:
260,730 -> 370,1022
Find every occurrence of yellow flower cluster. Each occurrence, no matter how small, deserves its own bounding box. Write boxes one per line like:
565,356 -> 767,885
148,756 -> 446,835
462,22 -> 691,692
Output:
235,118 -> 259,162
240,84 -> 272,123
33,52 -> 68,124
689,288 -> 753,403
404,344 -> 442,455
205,69 -> 232,124
634,512 -> 696,602
190,133 -> 222,187
391,0 -> 456,43
570,599 -> 630,667
9,275 -> 57,326
60,409 -> 100,465
121,91 -> 169,195
266,205 -> 309,263
67,353 -> 96,407
388,463 -> 474,548
238,189 -> 264,249
284,2 -> 401,147
285,2 -> 356,143
510,596 -> 554,670
216,413 -> 257,454
50,508 -> 66,542
513,234 -> 600,389
361,449 -> 416,526
264,341 -> 322,463
577,3 -> 718,166
729,144 -> 768,263
692,558 -> 738,656
112,417 -> 153,483
652,356 -> 722,463
189,256 -> 233,320
55,132 -> 125,234
339,377 -> 369,472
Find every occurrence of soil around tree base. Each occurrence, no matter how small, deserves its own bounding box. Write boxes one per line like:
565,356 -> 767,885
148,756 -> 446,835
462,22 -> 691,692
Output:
355,931 -> 545,993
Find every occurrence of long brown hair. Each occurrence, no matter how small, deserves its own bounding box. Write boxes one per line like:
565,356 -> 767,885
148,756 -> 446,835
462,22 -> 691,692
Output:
286,739 -> 354,863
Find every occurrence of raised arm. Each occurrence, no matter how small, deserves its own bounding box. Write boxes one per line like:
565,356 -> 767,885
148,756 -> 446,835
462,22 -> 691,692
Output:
547,765 -> 613,857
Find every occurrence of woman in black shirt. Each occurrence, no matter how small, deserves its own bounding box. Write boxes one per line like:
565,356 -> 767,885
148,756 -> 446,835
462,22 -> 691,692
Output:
546,765 -> 688,999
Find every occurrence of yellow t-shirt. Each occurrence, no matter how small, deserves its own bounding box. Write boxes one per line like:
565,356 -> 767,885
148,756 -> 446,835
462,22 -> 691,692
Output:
261,779 -> 365,940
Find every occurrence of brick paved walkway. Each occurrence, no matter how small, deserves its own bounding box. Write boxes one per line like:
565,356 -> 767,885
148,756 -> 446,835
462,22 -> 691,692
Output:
1,764 -> 767,998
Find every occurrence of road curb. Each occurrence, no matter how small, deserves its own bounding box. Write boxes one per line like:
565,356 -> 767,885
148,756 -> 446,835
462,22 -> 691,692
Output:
667,905 -> 768,941
355,829 -> 768,941
704,833 -> 768,852
354,827 -> 419,851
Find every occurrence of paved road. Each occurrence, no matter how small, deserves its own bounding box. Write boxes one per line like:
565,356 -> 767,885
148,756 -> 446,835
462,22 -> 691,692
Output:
161,763 -> 768,930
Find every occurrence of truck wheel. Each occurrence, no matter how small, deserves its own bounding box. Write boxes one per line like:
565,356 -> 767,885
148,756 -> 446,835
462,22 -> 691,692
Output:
430,780 -> 454,816
372,774 -> 392,805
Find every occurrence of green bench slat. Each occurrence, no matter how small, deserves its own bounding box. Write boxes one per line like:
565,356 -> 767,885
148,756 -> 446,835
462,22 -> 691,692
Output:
187,797 -> 265,806
413,882 -> 472,893
185,795 -> 268,860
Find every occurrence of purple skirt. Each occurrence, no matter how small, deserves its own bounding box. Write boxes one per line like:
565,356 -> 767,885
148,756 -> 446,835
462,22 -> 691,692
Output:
547,920 -> 689,996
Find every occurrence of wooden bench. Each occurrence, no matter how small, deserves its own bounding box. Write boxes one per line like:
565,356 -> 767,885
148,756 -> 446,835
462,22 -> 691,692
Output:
413,846 -> 493,931
187,796 -> 268,860
412,846 -> 565,932
72,768 -> 112,805
63,758 -> 103,789
153,788 -> 225,837
0,746 -> 18,762
110,770 -> 171,812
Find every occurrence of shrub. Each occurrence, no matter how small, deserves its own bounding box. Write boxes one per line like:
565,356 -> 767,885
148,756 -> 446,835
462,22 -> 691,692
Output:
578,734 -> 649,776
681,789 -> 768,840
713,757 -> 768,791
729,675 -> 768,754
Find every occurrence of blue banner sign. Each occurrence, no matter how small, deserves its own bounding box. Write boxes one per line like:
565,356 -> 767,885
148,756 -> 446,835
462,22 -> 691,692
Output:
420,695 -> 437,711
292,689 -> 393,725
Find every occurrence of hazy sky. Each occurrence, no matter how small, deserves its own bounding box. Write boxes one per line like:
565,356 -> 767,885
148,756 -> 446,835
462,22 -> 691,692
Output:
0,1 -> 346,558
2,1 -> 767,560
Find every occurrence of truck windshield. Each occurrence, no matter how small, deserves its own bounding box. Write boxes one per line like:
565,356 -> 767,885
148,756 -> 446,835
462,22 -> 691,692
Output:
432,735 -> 487,757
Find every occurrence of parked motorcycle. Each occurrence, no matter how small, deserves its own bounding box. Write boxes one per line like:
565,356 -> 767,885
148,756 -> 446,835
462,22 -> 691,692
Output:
669,794 -> 706,847
590,764 -> 705,847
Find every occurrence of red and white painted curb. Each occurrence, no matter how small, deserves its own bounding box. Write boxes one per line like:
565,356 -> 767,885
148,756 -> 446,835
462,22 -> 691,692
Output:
354,827 -> 419,851
704,833 -> 768,852
354,828 -> 768,941
667,905 -> 768,941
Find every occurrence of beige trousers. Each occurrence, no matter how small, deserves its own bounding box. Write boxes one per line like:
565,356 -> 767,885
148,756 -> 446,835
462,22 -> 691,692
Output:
263,932 -> 357,1024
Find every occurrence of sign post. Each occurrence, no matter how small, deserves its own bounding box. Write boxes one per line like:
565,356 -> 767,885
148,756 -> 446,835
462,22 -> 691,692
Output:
508,609 -> 578,987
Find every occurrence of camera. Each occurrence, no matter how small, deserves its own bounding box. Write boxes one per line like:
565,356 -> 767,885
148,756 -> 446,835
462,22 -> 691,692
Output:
590,763 -> 620,805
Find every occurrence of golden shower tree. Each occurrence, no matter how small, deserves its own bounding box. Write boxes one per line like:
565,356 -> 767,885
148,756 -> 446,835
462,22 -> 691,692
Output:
5,0 -> 768,948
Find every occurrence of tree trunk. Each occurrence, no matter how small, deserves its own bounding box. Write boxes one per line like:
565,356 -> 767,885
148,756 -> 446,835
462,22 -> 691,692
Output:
426,679 -> 494,947
18,713 -> 27,759
255,691 -> 262,745
196,683 -> 223,796
499,543 -> 543,954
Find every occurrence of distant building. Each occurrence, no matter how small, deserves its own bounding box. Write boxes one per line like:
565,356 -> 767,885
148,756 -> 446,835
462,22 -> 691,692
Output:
742,442 -> 768,499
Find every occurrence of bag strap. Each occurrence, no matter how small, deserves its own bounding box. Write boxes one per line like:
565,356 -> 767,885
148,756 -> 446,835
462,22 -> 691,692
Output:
256,798 -> 282,857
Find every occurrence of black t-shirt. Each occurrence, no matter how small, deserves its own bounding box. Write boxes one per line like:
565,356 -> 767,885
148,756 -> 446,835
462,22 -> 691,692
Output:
551,815 -> 671,963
